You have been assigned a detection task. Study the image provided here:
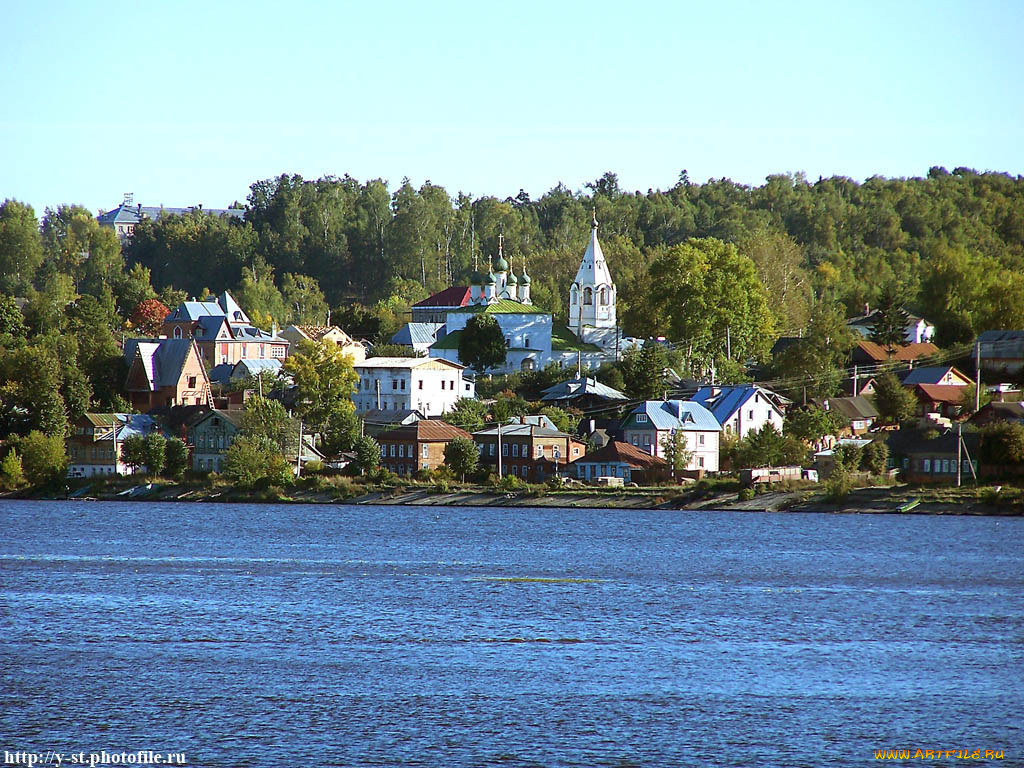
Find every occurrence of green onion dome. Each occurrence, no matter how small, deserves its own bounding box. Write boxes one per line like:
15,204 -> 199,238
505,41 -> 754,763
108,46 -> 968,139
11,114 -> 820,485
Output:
470,270 -> 483,285
519,269 -> 531,285
484,271 -> 496,285
494,255 -> 509,272
507,271 -> 518,285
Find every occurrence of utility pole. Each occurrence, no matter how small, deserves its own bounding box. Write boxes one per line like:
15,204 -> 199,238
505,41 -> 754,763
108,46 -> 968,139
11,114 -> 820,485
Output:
726,326 -> 731,361
975,341 -> 982,413
296,419 -> 303,477
852,365 -> 858,397
956,422 -> 962,488
376,379 -> 381,411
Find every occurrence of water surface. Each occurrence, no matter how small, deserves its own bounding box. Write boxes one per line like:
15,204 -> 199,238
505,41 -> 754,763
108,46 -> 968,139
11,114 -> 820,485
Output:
2,500 -> 1022,766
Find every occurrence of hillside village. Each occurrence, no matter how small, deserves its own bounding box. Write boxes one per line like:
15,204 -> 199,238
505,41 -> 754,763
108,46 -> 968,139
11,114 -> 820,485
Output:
3,172 -> 1024,499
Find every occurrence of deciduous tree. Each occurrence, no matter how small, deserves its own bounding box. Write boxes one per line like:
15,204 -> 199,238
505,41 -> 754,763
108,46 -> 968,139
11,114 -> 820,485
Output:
458,314 -> 506,373
443,436 -> 479,481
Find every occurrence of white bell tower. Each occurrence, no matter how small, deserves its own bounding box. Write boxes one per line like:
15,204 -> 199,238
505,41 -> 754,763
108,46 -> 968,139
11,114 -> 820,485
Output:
569,210 -> 616,336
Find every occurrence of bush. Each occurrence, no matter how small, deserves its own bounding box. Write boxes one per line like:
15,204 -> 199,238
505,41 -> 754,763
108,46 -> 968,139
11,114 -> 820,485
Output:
0,449 -> 27,490
17,431 -> 68,487
737,487 -> 755,501
303,459 -> 324,475
164,438 -> 188,478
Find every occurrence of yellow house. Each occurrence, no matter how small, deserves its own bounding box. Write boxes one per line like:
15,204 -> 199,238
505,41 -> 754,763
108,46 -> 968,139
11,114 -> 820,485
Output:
280,325 -> 366,363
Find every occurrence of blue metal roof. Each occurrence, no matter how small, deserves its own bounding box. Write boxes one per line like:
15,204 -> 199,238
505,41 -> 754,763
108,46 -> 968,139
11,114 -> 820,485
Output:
390,322 -> 443,346
901,366 -> 960,385
628,400 -> 721,431
691,385 -> 761,424
541,376 -> 627,402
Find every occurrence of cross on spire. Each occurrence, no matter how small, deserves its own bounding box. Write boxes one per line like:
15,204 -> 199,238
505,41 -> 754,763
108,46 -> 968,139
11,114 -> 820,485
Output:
497,232 -> 504,256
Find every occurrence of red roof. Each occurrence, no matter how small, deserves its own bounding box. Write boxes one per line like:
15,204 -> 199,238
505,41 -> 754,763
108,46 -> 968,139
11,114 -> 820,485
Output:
914,384 -> 968,405
413,286 -> 471,308
378,419 -> 472,442
569,440 -> 667,469
855,341 -> 940,362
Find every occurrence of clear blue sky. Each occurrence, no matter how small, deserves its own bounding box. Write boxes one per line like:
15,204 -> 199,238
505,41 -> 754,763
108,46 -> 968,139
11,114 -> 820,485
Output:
2,0 -> 1022,218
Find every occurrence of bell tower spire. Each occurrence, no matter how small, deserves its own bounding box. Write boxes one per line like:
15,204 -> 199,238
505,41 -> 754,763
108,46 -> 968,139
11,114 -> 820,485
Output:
569,210 -> 616,335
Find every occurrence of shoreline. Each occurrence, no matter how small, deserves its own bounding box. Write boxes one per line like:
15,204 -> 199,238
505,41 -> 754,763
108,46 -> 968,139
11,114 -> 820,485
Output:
6,481 -> 1023,516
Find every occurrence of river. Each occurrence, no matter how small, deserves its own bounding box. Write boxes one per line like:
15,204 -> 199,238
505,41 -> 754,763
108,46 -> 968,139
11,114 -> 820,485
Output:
1,500 -> 1022,766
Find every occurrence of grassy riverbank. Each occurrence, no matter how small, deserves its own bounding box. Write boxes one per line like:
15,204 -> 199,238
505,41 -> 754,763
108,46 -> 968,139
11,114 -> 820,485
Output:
6,474 -> 1024,515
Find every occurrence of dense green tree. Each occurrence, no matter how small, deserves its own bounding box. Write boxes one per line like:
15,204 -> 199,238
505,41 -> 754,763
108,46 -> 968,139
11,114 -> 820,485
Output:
283,339 -> 358,431
459,314 -> 507,373
321,404 -> 360,456
784,405 -> 844,444
17,430 -> 68,486
861,439 -> 889,474
143,433 -> 166,475
491,391 -> 531,423
0,295 -> 28,345
241,396 -> 298,455
979,422 -> 1024,465
539,406 -> 577,434
40,205 -> 122,296
443,436 -> 479,481
281,273 -> 328,325
164,438 -> 189,478
0,448 -> 26,489
869,285 -> 910,355
444,398 -> 488,432
0,199 -> 43,295
872,372 -> 917,425
645,238 -> 773,372
222,435 -> 292,487
120,434 -> 147,474
733,422 -> 805,468
769,301 -> 857,400
619,344 -> 671,401
0,345 -> 67,438
352,435 -> 381,475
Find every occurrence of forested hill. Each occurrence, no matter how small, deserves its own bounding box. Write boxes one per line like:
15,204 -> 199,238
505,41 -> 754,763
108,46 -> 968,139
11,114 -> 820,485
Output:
4,167 -> 1024,349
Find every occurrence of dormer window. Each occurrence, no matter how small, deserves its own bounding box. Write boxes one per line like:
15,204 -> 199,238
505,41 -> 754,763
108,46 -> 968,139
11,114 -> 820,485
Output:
173,326 -> 182,338
635,414 -> 648,423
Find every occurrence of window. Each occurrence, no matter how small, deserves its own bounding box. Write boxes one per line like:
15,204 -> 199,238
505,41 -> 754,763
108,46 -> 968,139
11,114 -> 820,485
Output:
489,444 -> 495,456
535,446 -> 543,458
635,414 -> 648,423
421,444 -> 429,458
389,444 -> 396,457
699,434 -> 705,446
188,376 -> 197,389
942,459 -> 950,473
573,447 -> 579,456
502,444 -> 509,456
380,444 -> 386,457
632,435 -> 638,446
173,326 -> 182,338
583,287 -> 593,305
748,410 -> 754,419
698,456 -> 704,468
512,444 -> 519,457
599,287 -> 608,305
643,434 -> 650,445
450,380 -> 455,390
419,380 -> 424,390
400,379 -> 406,391
922,459 -> 931,472
392,380 -> 398,390
524,336 -> 530,348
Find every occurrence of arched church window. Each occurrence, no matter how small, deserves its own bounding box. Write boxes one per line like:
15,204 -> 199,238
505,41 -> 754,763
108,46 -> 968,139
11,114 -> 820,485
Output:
570,286 -> 578,305
583,287 -> 593,305
599,286 -> 608,305
173,326 -> 183,338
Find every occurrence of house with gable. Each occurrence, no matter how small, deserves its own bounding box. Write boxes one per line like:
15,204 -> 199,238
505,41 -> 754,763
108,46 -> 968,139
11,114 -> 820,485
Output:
472,415 -> 587,481
162,291 -> 289,368
66,413 -> 160,477
846,307 -> 936,344
540,375 -> 627,411
620,400 -> 722,472
690,384 -> 788,439
568,440 -> 669,484
123,338 -> 212,411
279,324 -> 366,363
97,197 -> 245,244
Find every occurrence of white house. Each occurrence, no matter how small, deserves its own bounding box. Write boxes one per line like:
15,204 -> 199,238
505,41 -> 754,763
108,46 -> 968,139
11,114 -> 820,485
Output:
620,400 -> 722,472
690,384 -> 789,439
353,358 -> 474,416
847,308 -> 936,344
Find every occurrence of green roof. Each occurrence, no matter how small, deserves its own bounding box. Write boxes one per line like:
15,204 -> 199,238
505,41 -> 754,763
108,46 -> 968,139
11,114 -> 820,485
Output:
451,299 -> 547,315
551,324 -> 601,352
430,329 -> 463,350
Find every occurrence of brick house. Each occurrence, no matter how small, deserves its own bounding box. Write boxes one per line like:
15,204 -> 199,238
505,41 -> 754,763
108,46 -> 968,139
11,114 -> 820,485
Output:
472,416 -> 587,482
377,420 -> 472,477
